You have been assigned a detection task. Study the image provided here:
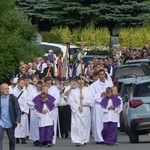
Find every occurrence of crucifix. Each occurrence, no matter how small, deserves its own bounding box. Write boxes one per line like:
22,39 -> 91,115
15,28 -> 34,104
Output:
76,37 -> 87,50
76,37 -> 87,112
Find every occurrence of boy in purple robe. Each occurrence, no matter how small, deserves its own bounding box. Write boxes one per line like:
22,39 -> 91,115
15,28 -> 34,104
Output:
34,92 -> 55,147
100,87 -> 121,145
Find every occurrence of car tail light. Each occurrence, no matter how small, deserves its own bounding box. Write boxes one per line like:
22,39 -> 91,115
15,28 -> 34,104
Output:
129,99 -> 143,108
134,118 -> 143,123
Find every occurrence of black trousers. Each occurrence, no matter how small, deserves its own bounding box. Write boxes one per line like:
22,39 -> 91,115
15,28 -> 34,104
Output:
0,126 -> 15,150
58,105 -> 71,137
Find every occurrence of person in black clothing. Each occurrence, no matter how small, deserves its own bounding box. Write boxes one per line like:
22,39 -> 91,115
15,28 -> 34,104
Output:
43,61 -> 54,77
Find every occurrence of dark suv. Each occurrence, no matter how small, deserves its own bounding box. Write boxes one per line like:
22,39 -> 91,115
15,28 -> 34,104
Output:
125,58 -> 150,66
112,63 -> 150,85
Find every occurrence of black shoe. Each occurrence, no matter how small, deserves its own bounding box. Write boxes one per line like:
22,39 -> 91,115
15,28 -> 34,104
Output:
21,141 -> 27,144
21,138 -> 27,144
39,143 -> 44,147
16,138 -> 20,144
100,141 -> 105,144
34,140 -> 39,146
45,142 -> 52,147
65,133 -> 68,138
96,141 -> 105,144
76,143 -> 81,146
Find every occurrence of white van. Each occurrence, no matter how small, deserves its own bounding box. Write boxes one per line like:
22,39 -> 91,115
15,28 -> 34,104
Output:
40,42 -> 81,59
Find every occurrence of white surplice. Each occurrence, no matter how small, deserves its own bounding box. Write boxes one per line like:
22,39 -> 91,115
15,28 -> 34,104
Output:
69,87 -> 93,145
13,86 -> 29,138
27,86 -> 41,141
89,79 -> 113,142
48,85 -> 60,144
117,96 -> 123,127
101,98 -> 122,123
35,104 -> 54,127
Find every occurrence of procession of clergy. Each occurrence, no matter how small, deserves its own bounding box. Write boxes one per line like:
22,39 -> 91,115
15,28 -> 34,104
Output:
8,53 -> 122,147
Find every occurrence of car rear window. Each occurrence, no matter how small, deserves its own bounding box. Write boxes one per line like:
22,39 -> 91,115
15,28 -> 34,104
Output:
122,84 -> 132,96
83,57 -> 94,64
114,66 -> 145,79
133,82 -> 150,97
70,48 -> 80,55
40,44 -> 61,54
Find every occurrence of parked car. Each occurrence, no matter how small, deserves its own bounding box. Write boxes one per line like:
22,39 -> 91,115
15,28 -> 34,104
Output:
71,54 -> 109,76
125,58 -> 150,66
122,78 -> 150,143
82,54 -> 109,64
40,42 -> 81,58
116,76 -> 150,132
72,54 -> 109,67
112,63 -> 150,85
116,78 -> 136,132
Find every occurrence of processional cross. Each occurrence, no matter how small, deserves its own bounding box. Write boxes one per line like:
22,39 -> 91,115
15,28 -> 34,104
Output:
76,37 -> 87,112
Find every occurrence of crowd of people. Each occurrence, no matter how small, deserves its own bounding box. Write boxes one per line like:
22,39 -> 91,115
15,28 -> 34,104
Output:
0,44 -> 150,150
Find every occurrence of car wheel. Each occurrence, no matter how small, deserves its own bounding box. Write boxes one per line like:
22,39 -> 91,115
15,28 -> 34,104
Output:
129,130 -> 139,143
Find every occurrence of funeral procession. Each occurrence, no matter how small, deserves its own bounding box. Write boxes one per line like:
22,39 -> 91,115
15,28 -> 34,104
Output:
1,0 -> 150,150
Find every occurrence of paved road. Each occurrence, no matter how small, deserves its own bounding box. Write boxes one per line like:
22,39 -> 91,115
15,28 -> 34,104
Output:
3,132 -> 150,150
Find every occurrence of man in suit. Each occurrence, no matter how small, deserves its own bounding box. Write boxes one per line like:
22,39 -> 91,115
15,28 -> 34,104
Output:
0,83 -> 21,150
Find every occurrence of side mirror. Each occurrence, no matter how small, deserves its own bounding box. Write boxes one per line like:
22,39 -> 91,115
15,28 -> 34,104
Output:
122,96 -> 128,103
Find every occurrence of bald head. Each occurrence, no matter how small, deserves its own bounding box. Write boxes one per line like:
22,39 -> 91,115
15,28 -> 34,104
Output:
1,83 -> 9,96
49,50 -> 53,54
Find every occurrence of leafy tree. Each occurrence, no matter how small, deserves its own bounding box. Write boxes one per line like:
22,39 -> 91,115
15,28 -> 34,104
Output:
16,0 -> 150,35
0,0 -> 43,83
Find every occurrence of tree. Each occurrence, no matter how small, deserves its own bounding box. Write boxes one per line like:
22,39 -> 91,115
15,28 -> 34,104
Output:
16,0 -> 150,34
0,0 -> 43,83
16,0 -> 86,30
92,0 -> 150,36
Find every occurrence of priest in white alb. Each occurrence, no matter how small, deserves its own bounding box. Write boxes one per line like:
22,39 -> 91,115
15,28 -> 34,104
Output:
44,77 -> 60,144
89,69 -> 113,144
27,80 -> 43,146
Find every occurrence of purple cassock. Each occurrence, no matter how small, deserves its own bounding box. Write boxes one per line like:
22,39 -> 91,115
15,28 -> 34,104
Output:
108,62 -> 116,72
33,94 -> 55,144
48,54 -> 54,63
33,94 -> 55,112
100,95 -> 121,145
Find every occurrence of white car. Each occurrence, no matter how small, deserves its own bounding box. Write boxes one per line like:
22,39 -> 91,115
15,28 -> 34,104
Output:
40,42 -> 81,59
